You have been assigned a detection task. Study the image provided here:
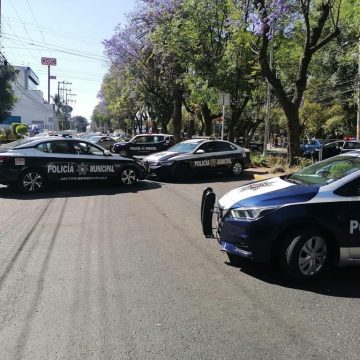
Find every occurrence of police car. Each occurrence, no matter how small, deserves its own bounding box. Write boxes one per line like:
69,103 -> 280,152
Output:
0,137 -> 147,193
111,134 -> 174,156
201,152 -> 360,280
144,139 -> 250,179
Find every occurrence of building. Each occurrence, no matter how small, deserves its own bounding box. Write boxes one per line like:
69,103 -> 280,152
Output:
5,66 -> 57,131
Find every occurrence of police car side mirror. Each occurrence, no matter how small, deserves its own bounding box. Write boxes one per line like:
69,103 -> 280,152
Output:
195,149 -> 205,154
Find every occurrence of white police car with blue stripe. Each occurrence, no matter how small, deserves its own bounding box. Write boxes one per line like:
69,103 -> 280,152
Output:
201,152 -> 360,280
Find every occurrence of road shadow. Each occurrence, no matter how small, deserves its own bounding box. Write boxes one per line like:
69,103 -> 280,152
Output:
224,256 -> 360,299
150,171 -> 258,185
0,180 -> 161,200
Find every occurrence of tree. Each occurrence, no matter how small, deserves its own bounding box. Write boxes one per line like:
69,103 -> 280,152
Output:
71,116 -> 88,133
0,58 -> 17,122
246,0 -> 342,164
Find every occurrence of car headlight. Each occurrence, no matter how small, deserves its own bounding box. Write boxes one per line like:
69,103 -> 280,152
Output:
230,206 -> 279,221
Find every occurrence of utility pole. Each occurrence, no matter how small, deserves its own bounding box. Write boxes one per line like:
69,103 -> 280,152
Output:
263,29 -> 275,155
57,81 -> 71,131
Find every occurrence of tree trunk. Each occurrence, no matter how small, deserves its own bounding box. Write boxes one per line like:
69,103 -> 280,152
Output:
197,110 -> 204,135
173,88 -> 183,143
201,103 -> 213,136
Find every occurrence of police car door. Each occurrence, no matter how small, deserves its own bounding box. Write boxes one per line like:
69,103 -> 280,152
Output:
41,140 -> 79,181
142,135 -> 158,155
211,141 -> 236,171
192,141 -> 217,173
334,177 -> 360,259
72,141 -> 117,180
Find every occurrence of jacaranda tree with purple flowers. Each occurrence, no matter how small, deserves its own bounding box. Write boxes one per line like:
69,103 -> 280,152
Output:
244,0 -> 342,164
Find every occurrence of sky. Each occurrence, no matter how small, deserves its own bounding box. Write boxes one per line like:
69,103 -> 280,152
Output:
1,0 -> 137,121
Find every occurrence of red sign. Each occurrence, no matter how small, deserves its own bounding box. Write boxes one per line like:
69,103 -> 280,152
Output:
41,57 -> 57,66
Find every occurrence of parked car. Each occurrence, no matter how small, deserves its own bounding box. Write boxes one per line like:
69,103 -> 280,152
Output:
300,139 -> 324,157
309,140 -> 360,160
87,135 -> 118,150
0,137 -> 147,192
111,134 -> 174,156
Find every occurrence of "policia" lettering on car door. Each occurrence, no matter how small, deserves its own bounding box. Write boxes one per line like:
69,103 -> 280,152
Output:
193,158 -> 232,167
47,163 -> 115,175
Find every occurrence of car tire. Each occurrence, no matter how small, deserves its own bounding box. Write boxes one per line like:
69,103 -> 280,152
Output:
174,163 -> 190,180
231,161 -> 244,176
278,228 -> 330,280
18,169 -> 45,193
119,150 -> 128,156
120,167 -> 138,186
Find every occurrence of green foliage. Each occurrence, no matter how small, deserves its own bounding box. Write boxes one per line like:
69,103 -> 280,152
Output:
15,124 -> 28,136
0,61 -> 17,122
10,122 -> 21,134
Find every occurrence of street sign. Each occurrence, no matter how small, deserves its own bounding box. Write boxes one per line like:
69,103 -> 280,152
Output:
218,92 -> 230,106
61,105 -> 73,113
41,57 -> 57,66
49,75 -> 57,79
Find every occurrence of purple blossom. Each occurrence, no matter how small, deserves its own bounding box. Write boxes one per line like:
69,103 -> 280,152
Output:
245,0 -> 300,38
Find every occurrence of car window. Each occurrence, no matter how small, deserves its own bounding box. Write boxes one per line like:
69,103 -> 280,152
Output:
133,136 -> 147,144
335,178 -> 360,197
212,141 -> 234,152
153,136 -> 164,142
73,141 -> 104,156
289,156 -> 360,186
343,142 -> 360,150
36,142 -> 52,153
49,141 -> 76,154
199,142 -> 215,153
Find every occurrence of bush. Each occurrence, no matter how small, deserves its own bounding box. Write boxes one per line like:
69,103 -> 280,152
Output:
15,124 -> 28,136
250,153 -> 311,174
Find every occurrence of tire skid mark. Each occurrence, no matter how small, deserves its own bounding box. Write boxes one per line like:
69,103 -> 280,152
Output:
14,198 -> 68,360
0,200 -> 54,291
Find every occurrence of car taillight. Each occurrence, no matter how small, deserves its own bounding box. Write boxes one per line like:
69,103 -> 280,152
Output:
0,156 -> 7,164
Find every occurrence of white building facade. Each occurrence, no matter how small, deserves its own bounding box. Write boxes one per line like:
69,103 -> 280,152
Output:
6,66 -> 57,131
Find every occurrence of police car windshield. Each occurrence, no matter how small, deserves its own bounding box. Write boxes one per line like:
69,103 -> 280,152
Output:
168,142 -> 198,153
288,155 -> 360,186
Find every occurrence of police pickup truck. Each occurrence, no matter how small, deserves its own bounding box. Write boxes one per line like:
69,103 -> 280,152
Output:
201,152 -> 360,280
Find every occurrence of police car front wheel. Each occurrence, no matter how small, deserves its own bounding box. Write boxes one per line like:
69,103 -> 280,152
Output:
120,167 -> 138,186
18,169 -> 45,193
279,228 -> 330,280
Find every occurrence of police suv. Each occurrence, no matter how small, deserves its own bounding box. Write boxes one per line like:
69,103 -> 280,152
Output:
201,152 -> 360,280
0,137 -> 147,193
144,139 -> 250,180
111,134 -> 174,156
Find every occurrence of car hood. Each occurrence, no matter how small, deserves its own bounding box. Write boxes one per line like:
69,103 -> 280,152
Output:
218,176 -> 319,210
144,151 -> 188,161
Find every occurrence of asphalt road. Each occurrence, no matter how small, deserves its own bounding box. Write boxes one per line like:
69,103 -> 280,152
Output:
0,172 -> 360,360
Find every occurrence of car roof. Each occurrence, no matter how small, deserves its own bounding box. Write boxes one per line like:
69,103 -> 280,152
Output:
134,133 -> 172,137
13,136 -> 85,149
